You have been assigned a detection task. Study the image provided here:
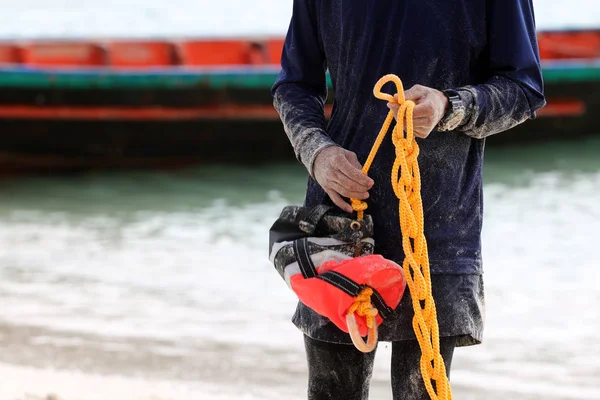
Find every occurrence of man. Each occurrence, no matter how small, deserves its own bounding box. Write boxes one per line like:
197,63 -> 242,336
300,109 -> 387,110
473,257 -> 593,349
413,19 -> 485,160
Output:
271,1 -> 545,399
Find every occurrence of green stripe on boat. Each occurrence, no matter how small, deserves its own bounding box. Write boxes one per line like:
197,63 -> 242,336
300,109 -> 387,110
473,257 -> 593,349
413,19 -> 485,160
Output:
0,64 -> 597,90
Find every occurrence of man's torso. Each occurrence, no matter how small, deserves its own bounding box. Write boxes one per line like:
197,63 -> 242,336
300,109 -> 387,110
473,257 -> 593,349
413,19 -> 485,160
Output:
305,0 -> 489,274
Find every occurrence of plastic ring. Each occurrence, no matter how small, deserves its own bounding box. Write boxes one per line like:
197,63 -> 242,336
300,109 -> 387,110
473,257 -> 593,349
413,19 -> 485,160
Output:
346,313 -> 378,353
350,221 -> 361,231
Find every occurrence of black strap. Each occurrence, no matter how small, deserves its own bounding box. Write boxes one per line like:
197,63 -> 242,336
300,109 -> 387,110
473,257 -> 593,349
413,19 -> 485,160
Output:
293,238 -> 318,278
317,271 -> 393,320
317,271 -> 362,297
299,204 -> 332,234
368,286 -> 393,320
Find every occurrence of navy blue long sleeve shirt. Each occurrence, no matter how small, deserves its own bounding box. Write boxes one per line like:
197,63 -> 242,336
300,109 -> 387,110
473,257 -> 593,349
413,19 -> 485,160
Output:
272,0 -> 546,275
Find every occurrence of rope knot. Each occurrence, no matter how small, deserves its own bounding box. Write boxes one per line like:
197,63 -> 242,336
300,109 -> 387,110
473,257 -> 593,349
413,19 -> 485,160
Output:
351,198 -> 368,221
347,287 -> 379,329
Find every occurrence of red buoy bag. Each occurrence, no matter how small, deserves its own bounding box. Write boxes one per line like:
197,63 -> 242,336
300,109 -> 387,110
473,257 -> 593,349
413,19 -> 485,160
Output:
269,205 -> 406,351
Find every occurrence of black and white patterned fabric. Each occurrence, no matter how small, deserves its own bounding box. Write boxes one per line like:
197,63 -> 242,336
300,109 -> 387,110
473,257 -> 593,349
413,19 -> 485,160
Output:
268,205 -> 374,288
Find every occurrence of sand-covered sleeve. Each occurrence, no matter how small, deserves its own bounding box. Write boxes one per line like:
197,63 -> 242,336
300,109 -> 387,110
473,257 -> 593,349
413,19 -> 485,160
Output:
271,0 -> 337,177
453,0 -> 546,139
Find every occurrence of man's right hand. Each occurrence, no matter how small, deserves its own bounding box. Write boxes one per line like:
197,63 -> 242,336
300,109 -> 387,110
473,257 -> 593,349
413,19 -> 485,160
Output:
312,146 -> 374,213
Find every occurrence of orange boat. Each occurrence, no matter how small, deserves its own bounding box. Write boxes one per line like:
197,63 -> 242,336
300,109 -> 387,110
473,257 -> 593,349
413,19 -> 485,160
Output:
0,29 -> 598,173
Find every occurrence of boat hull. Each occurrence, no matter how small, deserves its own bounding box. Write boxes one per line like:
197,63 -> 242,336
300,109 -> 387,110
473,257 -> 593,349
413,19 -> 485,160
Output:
0,77 -> 598,174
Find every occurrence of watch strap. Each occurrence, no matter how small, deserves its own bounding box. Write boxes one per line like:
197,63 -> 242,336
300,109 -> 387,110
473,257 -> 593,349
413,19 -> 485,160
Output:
437,89 -> 466,132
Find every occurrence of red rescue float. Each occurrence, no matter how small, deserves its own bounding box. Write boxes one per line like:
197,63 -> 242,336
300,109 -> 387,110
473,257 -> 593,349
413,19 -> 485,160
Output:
269,205 -> 406,352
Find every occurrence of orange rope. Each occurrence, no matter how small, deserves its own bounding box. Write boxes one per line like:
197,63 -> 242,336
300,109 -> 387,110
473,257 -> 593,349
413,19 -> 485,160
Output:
346,288 -> 379,353
347,287 -> 379,328
349,74 -> 453,400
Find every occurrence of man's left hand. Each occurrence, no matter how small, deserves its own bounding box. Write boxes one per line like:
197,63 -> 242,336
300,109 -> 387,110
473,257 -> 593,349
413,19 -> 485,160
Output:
387,84 -> 448,139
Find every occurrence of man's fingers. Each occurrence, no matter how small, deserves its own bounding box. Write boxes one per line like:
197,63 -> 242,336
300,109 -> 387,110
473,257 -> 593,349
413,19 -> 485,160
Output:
413,125 -> 434,138
314,147 -> 373,213
329,180 -> 369,201
345,150 -> 363,171
387,102 -> 400,121
339,154 -> 374,188
413,101 -> 435,119
330,169 -> 371,196
387,102 -> 400,111
412,116 -> 437,128
413,130 -> 431,139
404,85 -> 427,102
326,190 -> 354,213
387,87 -> 438,140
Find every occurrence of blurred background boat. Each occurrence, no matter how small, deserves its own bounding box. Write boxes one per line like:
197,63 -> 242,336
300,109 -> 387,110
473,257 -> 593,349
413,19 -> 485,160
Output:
0,29 -> 598,173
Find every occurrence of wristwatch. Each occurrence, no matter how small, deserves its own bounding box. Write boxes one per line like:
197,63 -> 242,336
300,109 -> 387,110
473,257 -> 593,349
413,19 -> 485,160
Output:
437,89 -> 466,132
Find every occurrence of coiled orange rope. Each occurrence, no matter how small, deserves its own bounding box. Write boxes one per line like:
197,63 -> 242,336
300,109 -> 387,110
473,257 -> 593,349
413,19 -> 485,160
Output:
348,74 -> 453,400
